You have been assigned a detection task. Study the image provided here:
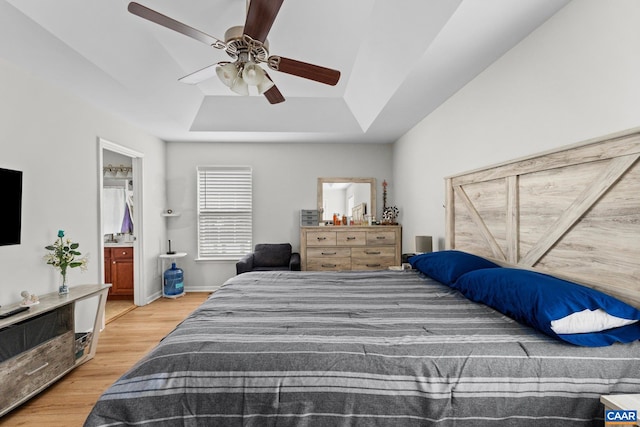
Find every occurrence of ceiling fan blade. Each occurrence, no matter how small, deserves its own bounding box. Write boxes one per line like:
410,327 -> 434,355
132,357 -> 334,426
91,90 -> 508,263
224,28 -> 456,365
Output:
179,63 -> 221,85
267,56 -> 340,86
243,0 -> 284,43
264,85 -> 285,104
128,2 -> 226,49
263,73 -> 285,104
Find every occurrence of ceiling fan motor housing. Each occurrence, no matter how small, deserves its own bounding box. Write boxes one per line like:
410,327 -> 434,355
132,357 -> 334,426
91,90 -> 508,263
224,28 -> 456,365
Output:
224,25 -> 269,63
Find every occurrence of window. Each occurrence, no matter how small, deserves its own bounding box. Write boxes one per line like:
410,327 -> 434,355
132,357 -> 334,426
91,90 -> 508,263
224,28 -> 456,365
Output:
197,166 -> 252,260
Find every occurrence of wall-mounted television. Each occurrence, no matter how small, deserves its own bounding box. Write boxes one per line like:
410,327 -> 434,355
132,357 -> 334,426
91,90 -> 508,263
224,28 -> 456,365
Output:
0,167 -> 22,246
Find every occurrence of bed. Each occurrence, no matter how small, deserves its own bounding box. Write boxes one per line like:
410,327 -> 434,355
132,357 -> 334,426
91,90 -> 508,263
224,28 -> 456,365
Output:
85,129 -> 640,426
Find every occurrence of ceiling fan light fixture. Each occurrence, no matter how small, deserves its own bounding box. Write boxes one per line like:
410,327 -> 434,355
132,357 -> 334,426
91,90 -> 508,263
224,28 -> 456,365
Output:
230,76 -> 249,96
216,62 -> 238,88
242,62 -> 266,86
256,76 -> 275,94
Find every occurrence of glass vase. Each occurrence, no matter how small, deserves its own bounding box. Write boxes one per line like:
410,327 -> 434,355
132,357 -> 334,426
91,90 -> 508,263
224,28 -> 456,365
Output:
59,272 -> 69,295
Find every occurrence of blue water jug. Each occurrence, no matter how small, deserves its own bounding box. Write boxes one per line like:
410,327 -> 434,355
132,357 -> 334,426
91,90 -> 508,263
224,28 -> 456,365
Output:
164,262 -> 184,296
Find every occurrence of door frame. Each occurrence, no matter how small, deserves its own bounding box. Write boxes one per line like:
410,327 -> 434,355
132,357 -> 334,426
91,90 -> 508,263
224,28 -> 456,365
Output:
98,137 -> 145,306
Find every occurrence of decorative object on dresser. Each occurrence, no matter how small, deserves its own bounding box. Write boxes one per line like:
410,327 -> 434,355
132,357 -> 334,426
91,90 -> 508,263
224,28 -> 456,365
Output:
380,179 -> 399,224
300,210 -> 319,226
20,291 -> 39,306
300,225 -> 401,271
382,206 -> 399,225
0,284 -> 110,416
44,230 -> 89,295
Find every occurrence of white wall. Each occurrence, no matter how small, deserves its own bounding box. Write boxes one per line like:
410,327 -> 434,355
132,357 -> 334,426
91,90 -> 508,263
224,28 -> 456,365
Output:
165,141 -> 393,290
0,58 -> 167,308
393,0 -> 640,253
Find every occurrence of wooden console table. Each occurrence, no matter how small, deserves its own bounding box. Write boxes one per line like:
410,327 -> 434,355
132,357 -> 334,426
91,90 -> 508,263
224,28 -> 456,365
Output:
0,284 -> 110,416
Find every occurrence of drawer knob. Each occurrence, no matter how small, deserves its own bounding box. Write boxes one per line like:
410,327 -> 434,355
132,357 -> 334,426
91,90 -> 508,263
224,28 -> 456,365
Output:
322,264 -> 337,268
365,251 -> 381,255
321,252 -> 337,255
346,236 -> 356,240
376,236 -> 386,240
317,237 -> 327,240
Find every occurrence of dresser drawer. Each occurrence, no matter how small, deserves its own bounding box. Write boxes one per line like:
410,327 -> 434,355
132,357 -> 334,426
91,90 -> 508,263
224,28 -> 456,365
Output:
307,247 -> 351,259
351,246 -> 396,258
366,230 -> 397,245
0,331 -> 74,410
336,231 -> 366,246
351,246 -> 396,270
307,258 -> 352,271
112,247 -> 134,260
306,231 -> 337,246
307,247 -> 350,270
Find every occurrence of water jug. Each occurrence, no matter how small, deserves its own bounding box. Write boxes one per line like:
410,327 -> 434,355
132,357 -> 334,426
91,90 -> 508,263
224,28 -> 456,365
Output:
164,262 -> 184,296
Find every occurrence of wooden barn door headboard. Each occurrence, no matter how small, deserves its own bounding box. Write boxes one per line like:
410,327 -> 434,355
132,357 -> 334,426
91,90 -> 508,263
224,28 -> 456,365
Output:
445,129 -> 640,308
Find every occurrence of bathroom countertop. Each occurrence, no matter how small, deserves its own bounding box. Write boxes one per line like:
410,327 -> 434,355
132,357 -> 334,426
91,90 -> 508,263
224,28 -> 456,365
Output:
104,242 -> 134,247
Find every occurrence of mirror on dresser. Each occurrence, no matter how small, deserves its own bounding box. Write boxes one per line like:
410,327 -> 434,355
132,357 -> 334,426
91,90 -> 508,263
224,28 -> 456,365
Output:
317,177 -> 376,222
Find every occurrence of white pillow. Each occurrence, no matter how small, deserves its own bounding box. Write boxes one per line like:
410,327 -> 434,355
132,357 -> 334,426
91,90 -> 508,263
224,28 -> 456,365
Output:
550,308 -> 638,334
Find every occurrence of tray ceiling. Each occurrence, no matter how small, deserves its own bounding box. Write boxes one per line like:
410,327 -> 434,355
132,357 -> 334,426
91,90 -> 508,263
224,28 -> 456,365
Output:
0,0 -> 569,143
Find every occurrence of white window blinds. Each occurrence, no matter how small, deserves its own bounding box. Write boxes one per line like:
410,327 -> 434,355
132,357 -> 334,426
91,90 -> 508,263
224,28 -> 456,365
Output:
197,166 -> 252,260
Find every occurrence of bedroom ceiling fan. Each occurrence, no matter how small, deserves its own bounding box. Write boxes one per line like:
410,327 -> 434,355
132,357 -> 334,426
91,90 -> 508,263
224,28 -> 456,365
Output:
128,1 -> 341,104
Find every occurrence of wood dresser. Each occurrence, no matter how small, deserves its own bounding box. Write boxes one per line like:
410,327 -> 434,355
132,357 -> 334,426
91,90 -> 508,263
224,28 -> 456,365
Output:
0,284 -> 110,416
300,225 -> 401,271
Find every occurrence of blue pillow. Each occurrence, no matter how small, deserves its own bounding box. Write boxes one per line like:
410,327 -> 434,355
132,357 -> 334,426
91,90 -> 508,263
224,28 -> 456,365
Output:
409,250 -> 501,286
452,268 -> 640,347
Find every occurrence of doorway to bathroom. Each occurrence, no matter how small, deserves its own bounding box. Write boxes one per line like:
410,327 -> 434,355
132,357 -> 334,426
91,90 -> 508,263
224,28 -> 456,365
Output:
99,138 -> 144,310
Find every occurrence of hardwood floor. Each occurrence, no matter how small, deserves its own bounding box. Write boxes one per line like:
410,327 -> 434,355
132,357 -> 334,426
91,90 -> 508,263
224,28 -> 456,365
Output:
105,299 -> 136,324
1,292 -> 211,427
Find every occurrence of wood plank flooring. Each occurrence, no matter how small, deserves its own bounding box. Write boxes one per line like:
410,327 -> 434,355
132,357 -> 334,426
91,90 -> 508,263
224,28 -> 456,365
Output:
1,292 -> 210,427
105,299 -> 136,324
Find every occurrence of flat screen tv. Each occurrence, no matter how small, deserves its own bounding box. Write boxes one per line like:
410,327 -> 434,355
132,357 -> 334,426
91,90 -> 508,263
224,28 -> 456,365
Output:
0,167 -> 22,246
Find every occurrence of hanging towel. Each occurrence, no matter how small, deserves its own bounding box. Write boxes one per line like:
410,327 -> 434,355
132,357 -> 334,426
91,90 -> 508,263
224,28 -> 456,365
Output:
121,203 -> 133,233
103,188 -> 126,235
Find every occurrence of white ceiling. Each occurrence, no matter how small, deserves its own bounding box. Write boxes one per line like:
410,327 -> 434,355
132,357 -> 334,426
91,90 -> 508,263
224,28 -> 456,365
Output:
0,0 -> 570,144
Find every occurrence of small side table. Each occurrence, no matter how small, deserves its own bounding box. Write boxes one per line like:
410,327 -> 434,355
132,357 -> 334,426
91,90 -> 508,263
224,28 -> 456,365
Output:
159,252 -> 187,298
600,394 -> 640,425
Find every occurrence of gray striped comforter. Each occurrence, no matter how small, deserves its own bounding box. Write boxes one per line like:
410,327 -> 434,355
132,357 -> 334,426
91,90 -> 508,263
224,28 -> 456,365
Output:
85,271 -> 640,426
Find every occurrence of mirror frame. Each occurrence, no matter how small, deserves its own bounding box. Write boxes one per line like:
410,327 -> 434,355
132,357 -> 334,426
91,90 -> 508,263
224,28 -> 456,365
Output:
317,177 -> 376,221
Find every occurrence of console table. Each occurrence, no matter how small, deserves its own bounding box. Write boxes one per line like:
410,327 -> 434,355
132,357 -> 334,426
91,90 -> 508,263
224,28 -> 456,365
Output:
0,284 -> 110,416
